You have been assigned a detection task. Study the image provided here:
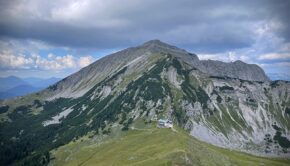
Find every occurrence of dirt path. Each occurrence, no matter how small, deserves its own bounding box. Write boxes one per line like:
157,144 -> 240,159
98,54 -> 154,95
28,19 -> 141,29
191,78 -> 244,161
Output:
130,127 -> 153,131
171,127 -> 177,132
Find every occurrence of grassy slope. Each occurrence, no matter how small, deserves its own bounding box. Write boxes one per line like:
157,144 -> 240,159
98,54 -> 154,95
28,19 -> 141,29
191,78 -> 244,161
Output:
49,123 -> 289,166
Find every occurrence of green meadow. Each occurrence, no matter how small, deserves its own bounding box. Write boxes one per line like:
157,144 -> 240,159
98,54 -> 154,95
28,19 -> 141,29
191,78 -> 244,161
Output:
49,123 -> 290,166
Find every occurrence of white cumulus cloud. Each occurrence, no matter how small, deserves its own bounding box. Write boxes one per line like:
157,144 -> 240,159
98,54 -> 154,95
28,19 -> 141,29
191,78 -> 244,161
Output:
79,56 -> 94,68
0,50 -> 34,69
0,51 -> 94,71
258,53 -> 290,60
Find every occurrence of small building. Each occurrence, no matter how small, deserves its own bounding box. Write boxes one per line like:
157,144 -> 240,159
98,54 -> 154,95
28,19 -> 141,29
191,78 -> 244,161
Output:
157,119 -> 173,128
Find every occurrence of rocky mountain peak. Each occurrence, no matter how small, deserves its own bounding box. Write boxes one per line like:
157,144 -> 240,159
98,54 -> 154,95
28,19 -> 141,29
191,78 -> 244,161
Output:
142,39 -> 163,45
141,39 -> 188,55
200,59 -> 270,82
142,39 -> 172,48
233,60 -> 245,64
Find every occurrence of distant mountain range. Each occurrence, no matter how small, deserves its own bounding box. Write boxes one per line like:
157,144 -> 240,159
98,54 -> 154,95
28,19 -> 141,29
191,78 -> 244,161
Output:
0,76 -> 61,99
267,73 -> 290,81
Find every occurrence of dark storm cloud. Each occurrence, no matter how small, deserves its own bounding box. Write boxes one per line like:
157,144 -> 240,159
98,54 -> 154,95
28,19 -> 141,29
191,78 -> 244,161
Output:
0,0 -> 289,52
0,20 -> 127,48
267,0 -> 290,41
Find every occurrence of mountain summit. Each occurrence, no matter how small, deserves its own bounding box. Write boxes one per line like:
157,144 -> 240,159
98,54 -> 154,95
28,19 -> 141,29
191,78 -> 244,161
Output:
0,40 -> 289,165
142,39 -> 188,54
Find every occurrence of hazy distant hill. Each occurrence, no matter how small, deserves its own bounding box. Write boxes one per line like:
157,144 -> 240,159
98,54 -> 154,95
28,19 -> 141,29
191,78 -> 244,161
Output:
0,76 -> 61,99
0,84 -> 42,99
23,77 -> 61,88
0,76 -> 28,92
267,73 -> 290,81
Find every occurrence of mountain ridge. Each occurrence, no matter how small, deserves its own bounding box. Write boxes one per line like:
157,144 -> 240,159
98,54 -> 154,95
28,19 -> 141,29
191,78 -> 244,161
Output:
43,40 -> 270,100
0,76 -> 61,99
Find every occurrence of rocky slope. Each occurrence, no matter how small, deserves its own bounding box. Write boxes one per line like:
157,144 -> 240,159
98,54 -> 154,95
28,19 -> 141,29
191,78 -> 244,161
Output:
0,40 -> 289,165
200,60 -> 270,82
40,40 -> 269,100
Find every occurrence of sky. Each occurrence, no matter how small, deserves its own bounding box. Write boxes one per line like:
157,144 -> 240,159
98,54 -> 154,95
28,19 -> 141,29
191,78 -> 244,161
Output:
0,0 -> 289,80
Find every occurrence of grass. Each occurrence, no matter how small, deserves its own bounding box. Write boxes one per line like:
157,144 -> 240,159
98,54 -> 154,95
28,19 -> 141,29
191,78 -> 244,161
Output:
49,123 -> 290,166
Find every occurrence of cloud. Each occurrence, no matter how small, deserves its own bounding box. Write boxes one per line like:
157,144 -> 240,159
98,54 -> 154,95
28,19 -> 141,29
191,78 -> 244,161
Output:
260,62 -> 290,68
0,50 -> 94,71
79,56 -> 94,68
198,51 -> 251,63
258,53 -> 290,60
280,43 -> 290,52
0,0 -> 289,52
267,72 -> 290,81
0,0 -> 289,79
0,50 -> 34,69
0,39 -> 53,55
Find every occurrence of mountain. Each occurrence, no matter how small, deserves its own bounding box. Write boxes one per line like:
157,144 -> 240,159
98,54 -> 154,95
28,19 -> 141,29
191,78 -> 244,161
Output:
0,77 -> 61,99
0,40 -> 289,165
21,77 -> 44,85
0,84 -> 42,99
0,76 -> 28,92
23,77 -> 61,88
200,60 -> 269,82
267,73 -> 290,81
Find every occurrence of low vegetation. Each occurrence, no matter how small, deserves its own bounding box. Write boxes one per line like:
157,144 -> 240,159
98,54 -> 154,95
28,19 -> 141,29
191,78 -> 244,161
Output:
49,124 -> 290,166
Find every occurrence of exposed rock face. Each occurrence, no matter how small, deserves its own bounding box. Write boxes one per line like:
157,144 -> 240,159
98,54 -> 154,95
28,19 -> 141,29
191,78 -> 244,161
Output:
140,40 -> 270,82
183,77 -> 290,156
199,60 -> 270,82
